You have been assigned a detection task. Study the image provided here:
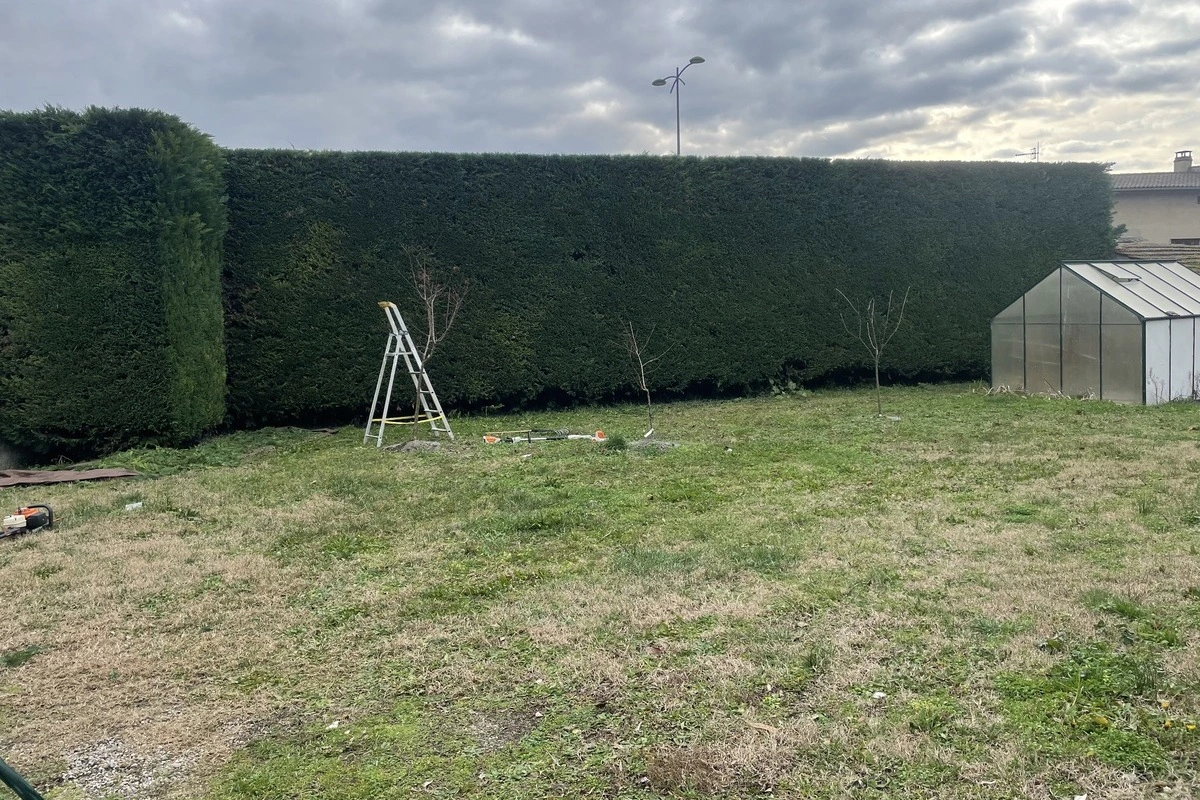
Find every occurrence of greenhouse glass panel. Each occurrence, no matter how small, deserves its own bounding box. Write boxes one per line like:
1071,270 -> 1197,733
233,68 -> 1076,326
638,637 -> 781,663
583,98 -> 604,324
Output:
1102,295 -> 1140,325
1062,270 -> 1101,325
1024,270 -> 1061,325
1025,323 -> 1060,392
1145,321 -> 1172,404
1170,318 -> 1195,400
1074,264 -> 1164,319
993,296 -> 1024,324
1193,321 -> 1200,399
1147,262 -> 1200,305
1118,264 -> 1199,315
991,324 -> 1024,389
1062,323 -> 1100,396
1100,323 -> 1142,403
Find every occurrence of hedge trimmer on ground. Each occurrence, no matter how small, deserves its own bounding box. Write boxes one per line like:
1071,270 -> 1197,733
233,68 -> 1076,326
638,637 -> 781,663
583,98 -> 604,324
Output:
483,429 -> 607,445
1,505 -> 53,540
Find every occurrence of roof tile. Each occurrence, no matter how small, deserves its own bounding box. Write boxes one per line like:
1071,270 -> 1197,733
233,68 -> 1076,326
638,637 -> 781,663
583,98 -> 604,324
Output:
1115,243 -> 1200,271
1111,172 -> 1200,190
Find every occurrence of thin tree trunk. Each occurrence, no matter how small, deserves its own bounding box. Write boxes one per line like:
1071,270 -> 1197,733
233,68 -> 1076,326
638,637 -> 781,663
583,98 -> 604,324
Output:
875,358 -> 882,416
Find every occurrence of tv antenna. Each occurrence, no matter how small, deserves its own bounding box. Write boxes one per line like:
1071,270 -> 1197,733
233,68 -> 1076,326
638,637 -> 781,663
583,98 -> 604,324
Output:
1014,142 -> 1041,162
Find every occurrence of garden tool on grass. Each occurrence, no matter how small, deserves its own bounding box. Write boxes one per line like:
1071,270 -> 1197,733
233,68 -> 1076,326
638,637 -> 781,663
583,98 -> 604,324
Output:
483,429 -> 607,444
0,752 -> 45,800
1,505 -> 53,540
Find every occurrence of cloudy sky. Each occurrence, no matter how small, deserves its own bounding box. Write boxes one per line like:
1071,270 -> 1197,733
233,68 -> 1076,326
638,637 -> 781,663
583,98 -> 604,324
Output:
2,0 -> 1197,172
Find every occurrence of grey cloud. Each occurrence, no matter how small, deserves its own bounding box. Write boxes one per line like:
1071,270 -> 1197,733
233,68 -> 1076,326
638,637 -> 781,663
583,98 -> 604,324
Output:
899,14 -> 1029,67
1055,139 -> 1133,154
1068,0 -> 1139,25
1111,63 -> 1196,93
1125,36 -> 1200,60
0,0 -> 1194,170
807,111 -> 933,157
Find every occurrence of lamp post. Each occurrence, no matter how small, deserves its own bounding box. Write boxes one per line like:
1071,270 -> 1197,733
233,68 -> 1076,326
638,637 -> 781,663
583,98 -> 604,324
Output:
652,56 -> 705,156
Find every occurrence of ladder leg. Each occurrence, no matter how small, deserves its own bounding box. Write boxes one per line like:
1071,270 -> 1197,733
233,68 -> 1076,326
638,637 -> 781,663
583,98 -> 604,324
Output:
364,337 -> 392,445
377,345 -> 402,448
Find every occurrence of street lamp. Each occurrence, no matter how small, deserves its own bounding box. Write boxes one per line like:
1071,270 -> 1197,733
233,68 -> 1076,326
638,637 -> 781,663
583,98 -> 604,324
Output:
652,55 -> 705,156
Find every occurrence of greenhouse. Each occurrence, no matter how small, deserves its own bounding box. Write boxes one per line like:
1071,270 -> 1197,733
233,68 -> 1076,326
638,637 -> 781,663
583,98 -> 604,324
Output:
991,261 -> 1200,404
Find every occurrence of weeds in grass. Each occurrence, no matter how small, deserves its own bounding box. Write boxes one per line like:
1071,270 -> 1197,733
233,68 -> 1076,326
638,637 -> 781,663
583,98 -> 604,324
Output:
997,640 -> 1187,775
906,694 -> 960,735
1,645 -> 45,669
599,434 -> 627,452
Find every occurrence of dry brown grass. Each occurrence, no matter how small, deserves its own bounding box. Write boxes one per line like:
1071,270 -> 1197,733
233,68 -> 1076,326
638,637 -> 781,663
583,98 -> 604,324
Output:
647,717 -> 816,796
0,476 -> 328,795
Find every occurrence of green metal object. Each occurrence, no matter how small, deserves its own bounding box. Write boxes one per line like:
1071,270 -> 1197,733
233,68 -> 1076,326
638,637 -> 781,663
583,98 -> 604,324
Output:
0,755 -> 44,800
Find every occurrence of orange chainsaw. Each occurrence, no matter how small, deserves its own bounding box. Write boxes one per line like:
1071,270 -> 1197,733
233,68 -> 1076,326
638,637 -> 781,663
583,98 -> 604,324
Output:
1,505 -> 53,540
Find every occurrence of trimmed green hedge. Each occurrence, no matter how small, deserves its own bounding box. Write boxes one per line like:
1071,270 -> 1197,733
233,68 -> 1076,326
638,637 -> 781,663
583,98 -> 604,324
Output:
0,109 -> 1120,454
0,107 -> 228,456
223,151 -> 1117,424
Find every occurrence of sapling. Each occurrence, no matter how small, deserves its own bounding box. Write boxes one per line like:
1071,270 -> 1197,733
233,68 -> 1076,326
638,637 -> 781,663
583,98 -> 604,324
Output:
836,287 -> 911,416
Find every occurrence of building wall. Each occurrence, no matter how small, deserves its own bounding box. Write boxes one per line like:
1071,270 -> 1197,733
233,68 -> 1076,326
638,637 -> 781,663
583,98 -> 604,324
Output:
1114,191 -> 1200,243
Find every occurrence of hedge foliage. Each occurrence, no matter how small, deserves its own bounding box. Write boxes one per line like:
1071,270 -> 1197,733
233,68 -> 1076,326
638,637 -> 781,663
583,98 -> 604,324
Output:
0,107 -> 227,456
223,151 -> 1117,424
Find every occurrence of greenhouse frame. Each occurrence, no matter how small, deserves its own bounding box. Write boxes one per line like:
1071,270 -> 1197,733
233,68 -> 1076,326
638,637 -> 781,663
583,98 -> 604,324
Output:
991,261 -> 1200,405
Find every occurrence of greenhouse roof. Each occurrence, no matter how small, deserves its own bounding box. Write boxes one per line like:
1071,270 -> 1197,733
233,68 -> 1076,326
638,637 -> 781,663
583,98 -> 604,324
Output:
1062,261 -> 1200,320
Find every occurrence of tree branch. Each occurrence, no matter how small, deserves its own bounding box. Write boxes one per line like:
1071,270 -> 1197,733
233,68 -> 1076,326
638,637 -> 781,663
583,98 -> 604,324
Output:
879,287 -> 911,350
405,245 -> 469,364
835,289 -> 872,357
836,285 -> 912,415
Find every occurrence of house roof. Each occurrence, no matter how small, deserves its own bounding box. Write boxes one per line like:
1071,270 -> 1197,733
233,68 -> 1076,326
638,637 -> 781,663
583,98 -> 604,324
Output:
1115,242 -> 1200,271
1062,261 -> 1200,319
1110,172 -> 1200,191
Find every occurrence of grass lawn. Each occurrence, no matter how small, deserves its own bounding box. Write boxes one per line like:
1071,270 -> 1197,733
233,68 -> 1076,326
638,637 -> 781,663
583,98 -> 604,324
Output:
2,383 -> 1199,799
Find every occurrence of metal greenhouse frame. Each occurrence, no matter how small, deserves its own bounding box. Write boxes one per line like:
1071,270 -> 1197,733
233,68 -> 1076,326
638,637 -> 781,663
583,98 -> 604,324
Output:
991,261 -> 1200,405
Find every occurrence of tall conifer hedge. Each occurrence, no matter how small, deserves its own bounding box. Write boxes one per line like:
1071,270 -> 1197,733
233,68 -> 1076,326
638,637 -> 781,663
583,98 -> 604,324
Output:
222,151 -> 1117,424
0,106 -> 1121,454
0,107 -> 228,456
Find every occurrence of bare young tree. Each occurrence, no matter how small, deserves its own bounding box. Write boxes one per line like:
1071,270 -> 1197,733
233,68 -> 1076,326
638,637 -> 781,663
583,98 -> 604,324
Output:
404,246 -> 469,437
406,246 -> 468,364
623,321 -> 674,436
835,286 -> 911,416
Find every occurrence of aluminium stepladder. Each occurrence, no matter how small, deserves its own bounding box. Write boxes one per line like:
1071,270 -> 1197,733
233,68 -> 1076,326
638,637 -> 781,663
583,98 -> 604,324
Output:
363,301 -> 455,446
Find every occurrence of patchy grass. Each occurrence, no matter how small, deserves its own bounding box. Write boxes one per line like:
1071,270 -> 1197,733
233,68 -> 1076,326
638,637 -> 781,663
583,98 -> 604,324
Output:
2,384 -> 1200,799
